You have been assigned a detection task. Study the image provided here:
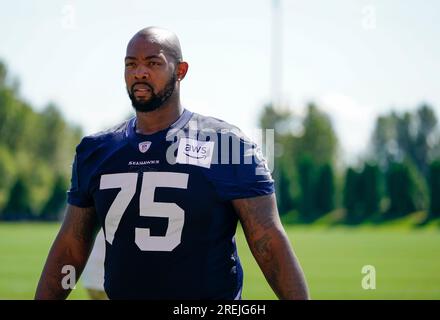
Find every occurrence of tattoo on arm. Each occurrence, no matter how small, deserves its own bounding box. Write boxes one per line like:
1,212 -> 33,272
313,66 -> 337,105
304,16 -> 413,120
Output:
234,193 -> 281,237
232,194 -> 309,300
254,233 -> 281,285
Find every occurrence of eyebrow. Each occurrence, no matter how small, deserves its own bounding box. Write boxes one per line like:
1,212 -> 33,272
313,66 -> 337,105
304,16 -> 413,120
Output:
125,55 -> 163,61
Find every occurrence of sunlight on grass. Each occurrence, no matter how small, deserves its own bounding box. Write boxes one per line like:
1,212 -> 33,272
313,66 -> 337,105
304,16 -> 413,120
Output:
1,222 -> 439,300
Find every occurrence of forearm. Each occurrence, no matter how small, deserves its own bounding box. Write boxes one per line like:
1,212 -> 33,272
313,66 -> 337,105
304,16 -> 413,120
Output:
35,205 -> 98,300
249,229 -> 310,300
233,194 -> 310,300
35,234 -> 92,299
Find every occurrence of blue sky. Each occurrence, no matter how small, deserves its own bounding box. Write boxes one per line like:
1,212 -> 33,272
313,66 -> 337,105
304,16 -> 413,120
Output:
1,0 -> 439,163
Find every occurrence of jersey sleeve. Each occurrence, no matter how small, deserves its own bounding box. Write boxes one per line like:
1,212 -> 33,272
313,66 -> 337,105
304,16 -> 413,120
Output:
207,130 -> 275,201
67,141 -> 95,207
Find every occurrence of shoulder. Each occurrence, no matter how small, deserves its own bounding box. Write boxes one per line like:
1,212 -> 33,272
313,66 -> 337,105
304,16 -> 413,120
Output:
76,119 -> 131,156
186,113 -> 274,200
188,111 -> 270,172
188,112 -> 252,144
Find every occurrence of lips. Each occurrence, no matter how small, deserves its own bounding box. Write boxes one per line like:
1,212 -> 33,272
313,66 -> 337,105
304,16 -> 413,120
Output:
132,83 -> 153,99
133,83 -> 151,92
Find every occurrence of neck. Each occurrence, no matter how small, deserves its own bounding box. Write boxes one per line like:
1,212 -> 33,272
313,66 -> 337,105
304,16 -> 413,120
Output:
135,94 -> 183,135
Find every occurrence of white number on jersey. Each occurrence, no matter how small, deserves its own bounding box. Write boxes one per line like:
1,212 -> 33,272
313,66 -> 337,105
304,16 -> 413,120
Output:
99,172 -> 189,251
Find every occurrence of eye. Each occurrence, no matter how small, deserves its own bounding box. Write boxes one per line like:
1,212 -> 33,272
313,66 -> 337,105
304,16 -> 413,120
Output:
125,62 -> 135,67
148,61 -> 161,67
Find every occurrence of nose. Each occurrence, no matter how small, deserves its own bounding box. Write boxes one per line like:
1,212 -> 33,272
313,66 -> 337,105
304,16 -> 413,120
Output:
134,64 -> 149,80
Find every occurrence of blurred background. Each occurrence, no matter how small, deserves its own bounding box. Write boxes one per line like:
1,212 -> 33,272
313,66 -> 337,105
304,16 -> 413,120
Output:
0,0 -> 439,299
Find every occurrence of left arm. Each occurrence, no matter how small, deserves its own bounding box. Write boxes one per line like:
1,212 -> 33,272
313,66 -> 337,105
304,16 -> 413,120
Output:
232,193 -> 310,300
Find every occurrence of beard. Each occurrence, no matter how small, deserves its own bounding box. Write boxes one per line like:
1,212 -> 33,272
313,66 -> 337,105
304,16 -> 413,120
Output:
127,73 -> 177,113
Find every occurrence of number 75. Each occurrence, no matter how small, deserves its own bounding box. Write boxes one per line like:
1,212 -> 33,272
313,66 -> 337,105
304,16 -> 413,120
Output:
100,172 -> 189,251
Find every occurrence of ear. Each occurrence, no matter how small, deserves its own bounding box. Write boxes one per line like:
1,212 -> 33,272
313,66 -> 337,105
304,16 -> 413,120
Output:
176,61 -> 189,81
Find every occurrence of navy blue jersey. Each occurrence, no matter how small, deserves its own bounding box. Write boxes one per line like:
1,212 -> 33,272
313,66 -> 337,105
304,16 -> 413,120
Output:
67,109 -> 274,299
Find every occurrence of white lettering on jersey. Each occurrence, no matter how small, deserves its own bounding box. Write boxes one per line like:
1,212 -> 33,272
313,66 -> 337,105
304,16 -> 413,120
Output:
176,138 -> 214,169
128,160 -> 160,166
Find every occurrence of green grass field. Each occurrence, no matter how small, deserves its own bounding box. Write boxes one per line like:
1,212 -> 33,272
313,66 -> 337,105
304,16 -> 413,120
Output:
1,222 -> 439,299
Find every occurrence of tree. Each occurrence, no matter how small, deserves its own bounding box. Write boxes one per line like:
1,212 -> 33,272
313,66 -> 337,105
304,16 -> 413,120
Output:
415,104 -> 438,175
294,104 -> 338,221
258,104 -> 294,135
297,155 -> 316,221
0,59 -> 82,221
343,168 -> 359,221
315,163 -> 335,216
295,103 -> 338,167
343,164 -> 382,223
40,175 -> 68,221
258,102 -> 339,222
2,177 -> 33,220
371,114 -> 399,168
0,60 -> 6,87
429,161 -> 440,218
259,104 -> 297,216
386,163 -> 414,217
432,134 -> 440,160
385,162 -> 427,218
361,163 -> 382,217
276,161 -> 295,215
38,105 -> 66,162
370,104 -> 439,176
0,146 -> 16,211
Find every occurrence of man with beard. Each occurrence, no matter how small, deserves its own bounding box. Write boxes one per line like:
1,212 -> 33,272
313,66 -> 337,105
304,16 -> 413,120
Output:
35,27 -> 309,300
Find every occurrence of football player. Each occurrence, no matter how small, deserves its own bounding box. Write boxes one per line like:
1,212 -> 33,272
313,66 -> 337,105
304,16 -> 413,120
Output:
35,27 -> 309,300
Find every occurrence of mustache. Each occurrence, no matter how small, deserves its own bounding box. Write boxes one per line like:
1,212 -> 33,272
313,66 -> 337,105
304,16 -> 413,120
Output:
130,82 -> 154,93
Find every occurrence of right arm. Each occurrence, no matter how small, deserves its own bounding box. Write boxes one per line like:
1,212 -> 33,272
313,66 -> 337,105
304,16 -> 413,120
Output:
35,204 -> 99,300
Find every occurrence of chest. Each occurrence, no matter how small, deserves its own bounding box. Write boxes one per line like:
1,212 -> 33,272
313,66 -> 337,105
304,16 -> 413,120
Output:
87,144 -> 226,250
